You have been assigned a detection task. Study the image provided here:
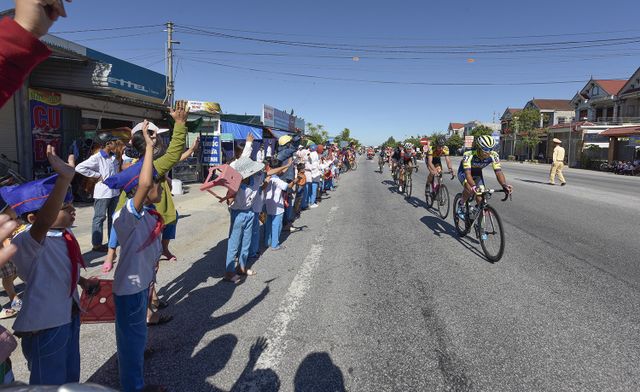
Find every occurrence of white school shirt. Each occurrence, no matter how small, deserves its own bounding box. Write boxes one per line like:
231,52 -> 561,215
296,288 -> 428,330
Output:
230,180 -> 259,211
112,199 -> 163,296
264,175 -> 289,216
75,150 -> 120,199
308,151 -> 322,182
11,228 -> 81,332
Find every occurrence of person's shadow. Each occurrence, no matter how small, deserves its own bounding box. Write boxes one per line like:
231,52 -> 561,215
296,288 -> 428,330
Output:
293,352 -> 345,392
87,238 -> 272,391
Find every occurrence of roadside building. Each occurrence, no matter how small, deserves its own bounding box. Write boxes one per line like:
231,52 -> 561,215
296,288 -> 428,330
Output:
447,122 -> 465,137
499,108 -> 522,158
0,32 -> 167,180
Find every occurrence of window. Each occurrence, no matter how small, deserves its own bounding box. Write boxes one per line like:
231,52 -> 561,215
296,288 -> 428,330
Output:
557,117 -> 566,124
592,86 -> 600,96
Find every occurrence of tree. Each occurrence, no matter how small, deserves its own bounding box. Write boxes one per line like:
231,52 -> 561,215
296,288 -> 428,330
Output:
511,108 -> 542,159
446,134 -> 464,154
382,136 -> 397,148
470,125 -> 495,137
305,122 -> 328,145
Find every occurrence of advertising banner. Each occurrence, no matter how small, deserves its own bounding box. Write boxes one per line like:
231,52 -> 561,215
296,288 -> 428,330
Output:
262,104 -> 304,132
492,131 -> 501,145
201,135 -> 222,165
29,89 -> 62,171
464,136 -> 474,148
187,101 -> 221,114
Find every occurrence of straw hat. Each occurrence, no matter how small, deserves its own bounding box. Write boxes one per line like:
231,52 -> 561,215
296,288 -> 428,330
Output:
230,157 -> 265,179
553,138 -> 562,144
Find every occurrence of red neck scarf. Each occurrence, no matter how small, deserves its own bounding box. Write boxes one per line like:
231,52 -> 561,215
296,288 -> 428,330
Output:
62,230 -> 86,297
137,208 -> 164,252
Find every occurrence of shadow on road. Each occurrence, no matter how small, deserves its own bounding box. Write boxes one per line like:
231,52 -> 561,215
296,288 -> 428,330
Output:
87,237 -> 273,391
514,177 -> 550,185
419,215 -> 486,261
406,195 -> 429,209
294,352 -> 346,392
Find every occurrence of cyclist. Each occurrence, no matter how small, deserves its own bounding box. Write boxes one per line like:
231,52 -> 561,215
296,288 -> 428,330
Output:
426,136 -> 454,193
391,143 -> 404,178
456,135 -> 513,217
398,142 -> 415,193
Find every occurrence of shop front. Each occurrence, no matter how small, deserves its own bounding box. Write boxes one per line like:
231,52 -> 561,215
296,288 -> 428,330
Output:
10,34 -> 167,180
600,126 -> 640,162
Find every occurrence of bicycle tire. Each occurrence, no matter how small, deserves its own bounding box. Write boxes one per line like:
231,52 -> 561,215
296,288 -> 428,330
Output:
453,193 -> 470,236
437,184 -> 450,220
406,175 -> 412,197
425,183 -> 434,208
478,205 -> 505,262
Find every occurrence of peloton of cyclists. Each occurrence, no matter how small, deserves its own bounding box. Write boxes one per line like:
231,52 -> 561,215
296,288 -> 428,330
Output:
426,136 -> 454,193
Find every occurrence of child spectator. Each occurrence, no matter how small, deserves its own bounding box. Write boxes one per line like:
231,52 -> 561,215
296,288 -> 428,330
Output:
104,121 -> 166,391
0,146 -> 98,385
264,159 -> 293,250
293,163 -> 307,218
225,157 -> 265,284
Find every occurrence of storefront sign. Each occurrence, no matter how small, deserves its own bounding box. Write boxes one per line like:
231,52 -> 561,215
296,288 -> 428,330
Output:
187,101 -> 221,114
86,48 -> 166,102
464,136 -> 474,148
202,135 -> 222,165
262,104 -> 304,133
29,89 -> 62,169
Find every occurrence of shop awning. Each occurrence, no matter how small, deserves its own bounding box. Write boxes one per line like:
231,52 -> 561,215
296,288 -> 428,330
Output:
584,142 -> 609,148
270,129 -> 295,139
599,126 -> 640,137
221,121 -> 262,140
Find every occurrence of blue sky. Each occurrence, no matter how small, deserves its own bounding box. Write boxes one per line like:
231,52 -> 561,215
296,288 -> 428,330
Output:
3,0 -> 639,145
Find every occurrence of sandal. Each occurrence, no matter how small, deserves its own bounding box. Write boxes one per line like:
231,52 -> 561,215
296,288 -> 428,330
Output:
237,268 -> 257,276
0,308 -> 17,319
162,251 -> 177,261
147,314 -> 173,327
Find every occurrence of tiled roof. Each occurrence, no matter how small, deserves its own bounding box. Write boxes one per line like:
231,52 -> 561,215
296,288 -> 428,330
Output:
600,125 -> 640,137
507,108 -> 522,114
594,80 -> 627,96
530,99 -> 573,111
449,122 -> 464,129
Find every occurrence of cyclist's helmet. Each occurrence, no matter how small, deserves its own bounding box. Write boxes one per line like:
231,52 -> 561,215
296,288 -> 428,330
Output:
404,142 -> 413,149
435,136 -> 446,147
475,135 -> 496,152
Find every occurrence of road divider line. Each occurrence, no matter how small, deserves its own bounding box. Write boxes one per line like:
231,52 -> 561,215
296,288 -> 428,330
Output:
254,206 -> 338,371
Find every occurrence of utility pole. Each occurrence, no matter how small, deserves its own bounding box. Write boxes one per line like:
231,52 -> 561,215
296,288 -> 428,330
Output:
166,22 -> 179,106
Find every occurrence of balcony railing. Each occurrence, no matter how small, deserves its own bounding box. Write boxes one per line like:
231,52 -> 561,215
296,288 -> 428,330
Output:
594,117 -> 640,125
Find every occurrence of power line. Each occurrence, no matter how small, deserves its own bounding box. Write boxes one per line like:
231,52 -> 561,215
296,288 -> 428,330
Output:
73,31 -> 162,42
182,57 -> 594,87
50,24 -> 164,33
174,25 -> 640,54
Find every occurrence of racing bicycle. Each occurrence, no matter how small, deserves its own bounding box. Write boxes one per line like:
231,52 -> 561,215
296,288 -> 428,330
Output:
425,171 -> 454,219
453,189 -> 511,262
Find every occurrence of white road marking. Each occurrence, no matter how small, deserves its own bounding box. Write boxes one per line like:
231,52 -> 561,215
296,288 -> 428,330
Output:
255,206 -> 338,370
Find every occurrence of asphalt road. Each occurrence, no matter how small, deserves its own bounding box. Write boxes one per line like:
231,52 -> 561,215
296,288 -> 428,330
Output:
2,158 -> 639,391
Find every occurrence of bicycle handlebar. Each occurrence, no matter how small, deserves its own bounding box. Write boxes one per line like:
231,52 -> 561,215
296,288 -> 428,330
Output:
482,189 -> 512,202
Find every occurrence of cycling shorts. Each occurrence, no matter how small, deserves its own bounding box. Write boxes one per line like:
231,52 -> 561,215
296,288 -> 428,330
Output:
457,169 -> 484,187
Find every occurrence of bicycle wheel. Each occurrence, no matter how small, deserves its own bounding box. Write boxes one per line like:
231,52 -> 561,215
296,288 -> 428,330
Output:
405,175 -> 412,197
425,182 -> 434,208
452,193 -> 470,236
437,184 -> 450,220
478,205 -> 505,262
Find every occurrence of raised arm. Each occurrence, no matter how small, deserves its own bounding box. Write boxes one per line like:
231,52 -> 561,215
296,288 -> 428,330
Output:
153,100 -> 189,176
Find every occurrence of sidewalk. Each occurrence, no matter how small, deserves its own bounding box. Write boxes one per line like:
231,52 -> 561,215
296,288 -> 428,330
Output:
0,182 -> 233,383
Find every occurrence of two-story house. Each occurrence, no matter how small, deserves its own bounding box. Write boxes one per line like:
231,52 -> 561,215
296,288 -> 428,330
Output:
447,122 -> 465,137
524,99 -> 575,128
615,67 -> 640,122
499,108 -> 522,157
571,79 -> 626,123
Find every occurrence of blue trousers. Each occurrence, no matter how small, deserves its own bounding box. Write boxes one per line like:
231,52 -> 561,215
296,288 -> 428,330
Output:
249,211 -> 261,258
301,184 -> 309,210
324,178 -> 334,190
306,182 -> 318,206
265,213 -> 284,249
226,209 -> 254,272
115,288 -> 149,392
92,196 -> 119,246
21,313 -> 80,385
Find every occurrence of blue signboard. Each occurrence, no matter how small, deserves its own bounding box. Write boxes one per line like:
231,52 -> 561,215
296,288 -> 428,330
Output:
86,48 -> 166,101
202,136 -> 222,165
